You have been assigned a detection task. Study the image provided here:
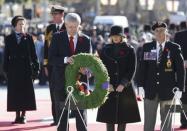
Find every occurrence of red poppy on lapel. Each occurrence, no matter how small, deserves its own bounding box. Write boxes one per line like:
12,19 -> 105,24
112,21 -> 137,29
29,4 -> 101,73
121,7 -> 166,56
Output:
22,33 -> 27,40
59,29 -> 65,32
78,36 -> 84,43
164,48 -> 169,52
119,49 -> 125,56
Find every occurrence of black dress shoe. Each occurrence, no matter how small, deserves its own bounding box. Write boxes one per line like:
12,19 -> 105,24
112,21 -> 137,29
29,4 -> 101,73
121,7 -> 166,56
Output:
180,124 -> 187,129
12,117 -> 21,124
19,116 -> 27,124
50,122 -> 57,126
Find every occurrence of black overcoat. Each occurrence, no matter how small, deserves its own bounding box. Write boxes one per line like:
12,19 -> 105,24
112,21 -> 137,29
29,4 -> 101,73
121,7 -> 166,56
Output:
174,30 -> 187,103
48,31 -> 92,100
3,32 -> 37,111
97,42 -> 141,124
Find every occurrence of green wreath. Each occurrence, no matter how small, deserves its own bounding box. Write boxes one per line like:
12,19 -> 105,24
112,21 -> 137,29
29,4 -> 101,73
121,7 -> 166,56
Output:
65,53 -> 110,109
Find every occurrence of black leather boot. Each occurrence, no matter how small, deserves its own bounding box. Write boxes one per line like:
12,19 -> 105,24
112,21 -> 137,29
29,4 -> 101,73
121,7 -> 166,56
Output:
106,123 -> 115,131
117,123 -> 126,131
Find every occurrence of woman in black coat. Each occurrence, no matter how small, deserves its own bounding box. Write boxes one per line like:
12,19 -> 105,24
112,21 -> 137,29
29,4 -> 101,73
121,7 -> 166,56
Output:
96,25 -> 140,131
3,16 -> 39,124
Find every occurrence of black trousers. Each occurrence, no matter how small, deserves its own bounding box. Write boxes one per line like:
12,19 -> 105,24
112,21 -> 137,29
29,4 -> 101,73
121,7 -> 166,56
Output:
38,63 -> 47,85
181,91 -> 187,126
181,112 -> 187,126
54,88 -> 87,131
48,65 -> 57,123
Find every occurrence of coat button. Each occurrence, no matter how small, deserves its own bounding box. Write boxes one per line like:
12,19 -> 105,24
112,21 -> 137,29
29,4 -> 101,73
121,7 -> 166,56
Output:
115,72 -> 118,75
157,73 -> 159,75
114,61 -> 117,63
157,82 -> 159,84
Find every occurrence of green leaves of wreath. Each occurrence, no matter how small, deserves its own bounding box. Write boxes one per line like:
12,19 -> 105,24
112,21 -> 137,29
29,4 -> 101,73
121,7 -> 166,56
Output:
65,53 -> 110,109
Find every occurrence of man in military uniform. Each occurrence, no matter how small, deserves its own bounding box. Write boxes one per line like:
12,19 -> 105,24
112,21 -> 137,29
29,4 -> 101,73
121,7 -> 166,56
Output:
43,5 -> 66,126
138,22 -> 185,131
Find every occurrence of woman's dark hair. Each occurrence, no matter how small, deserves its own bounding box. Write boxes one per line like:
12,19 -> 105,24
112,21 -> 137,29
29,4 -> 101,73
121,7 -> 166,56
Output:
11,15 -> 25,27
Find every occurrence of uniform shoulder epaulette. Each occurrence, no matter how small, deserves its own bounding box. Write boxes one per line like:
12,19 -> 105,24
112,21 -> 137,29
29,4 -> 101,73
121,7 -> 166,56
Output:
46,24 -> 55,32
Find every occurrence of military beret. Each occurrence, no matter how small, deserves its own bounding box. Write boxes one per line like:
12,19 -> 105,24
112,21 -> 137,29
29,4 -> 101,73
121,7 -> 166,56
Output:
152,22 -> 167,31
51,5 -> 65,14
11,15 -> 25,27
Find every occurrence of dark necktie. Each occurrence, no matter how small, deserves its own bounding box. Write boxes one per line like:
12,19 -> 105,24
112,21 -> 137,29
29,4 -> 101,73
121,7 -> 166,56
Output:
69,36 -> 74,54
57,25 -> 60,31
158,44 -> 162,63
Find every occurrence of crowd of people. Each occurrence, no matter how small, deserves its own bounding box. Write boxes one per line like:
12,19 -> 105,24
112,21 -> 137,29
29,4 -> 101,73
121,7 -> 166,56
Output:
1,3 -> 187,131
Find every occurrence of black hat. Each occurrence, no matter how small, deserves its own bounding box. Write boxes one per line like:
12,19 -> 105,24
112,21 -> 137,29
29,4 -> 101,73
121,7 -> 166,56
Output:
11,15 -> 25,27
143,24 -> 151,32
152,22 -> 167,31
109,25 -> 126,37
51,5 -> 65,14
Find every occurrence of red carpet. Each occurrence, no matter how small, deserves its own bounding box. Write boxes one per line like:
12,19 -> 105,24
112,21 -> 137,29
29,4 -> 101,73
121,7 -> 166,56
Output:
0,88 -> 186,131
0,98 -> 144,131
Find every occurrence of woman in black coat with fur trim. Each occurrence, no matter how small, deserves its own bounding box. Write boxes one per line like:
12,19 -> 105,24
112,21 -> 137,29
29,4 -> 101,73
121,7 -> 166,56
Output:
96,25 -> 140,131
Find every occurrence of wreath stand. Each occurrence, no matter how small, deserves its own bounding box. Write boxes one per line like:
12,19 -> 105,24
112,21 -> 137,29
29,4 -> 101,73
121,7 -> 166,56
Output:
57,86 -> 87,130
161,87 -> 187,131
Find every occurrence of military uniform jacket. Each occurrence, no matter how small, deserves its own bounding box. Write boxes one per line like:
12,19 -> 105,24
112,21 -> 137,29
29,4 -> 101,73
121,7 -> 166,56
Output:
137,40 -> 185,100
48,31 -> 92,100
97,43 -> 140,124
3,32 -> 38,111
44,23 -> 65,66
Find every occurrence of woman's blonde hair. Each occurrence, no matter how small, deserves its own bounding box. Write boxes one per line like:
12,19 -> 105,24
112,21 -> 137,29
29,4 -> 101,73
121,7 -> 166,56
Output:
109,35 -> 127,44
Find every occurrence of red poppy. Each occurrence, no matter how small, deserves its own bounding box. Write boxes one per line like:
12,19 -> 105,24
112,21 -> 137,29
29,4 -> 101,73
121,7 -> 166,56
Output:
22,33 -> 27,39
119,50 -> 125,56
165,48 -> 169,52
78,37 -> 84,43
59,29 -> 65,32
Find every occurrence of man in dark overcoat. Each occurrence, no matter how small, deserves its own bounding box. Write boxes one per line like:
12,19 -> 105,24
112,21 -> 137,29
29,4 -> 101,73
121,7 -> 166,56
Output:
3,16 -> 39,124
138,22 -> 185,131
174,24 -> 187,129
48,13 -> 92,131
43,5 -> 66,125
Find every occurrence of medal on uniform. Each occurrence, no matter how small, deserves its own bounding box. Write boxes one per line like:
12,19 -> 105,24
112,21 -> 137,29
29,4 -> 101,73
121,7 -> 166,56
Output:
144,52 -> 157,60
165,50 -> 172,72
166,59 -> 172,68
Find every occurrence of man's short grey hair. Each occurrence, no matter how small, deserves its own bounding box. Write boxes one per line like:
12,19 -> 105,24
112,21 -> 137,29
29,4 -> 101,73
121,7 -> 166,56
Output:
65,13 -> 81,24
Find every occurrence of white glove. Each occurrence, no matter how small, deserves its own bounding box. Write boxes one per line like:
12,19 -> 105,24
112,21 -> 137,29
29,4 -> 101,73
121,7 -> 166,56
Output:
174,90 -> 182,99
138,87 -> 145,98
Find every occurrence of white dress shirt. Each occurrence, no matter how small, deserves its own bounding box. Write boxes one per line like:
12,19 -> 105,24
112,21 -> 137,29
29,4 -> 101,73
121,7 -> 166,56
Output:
156,41 -> 166,62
